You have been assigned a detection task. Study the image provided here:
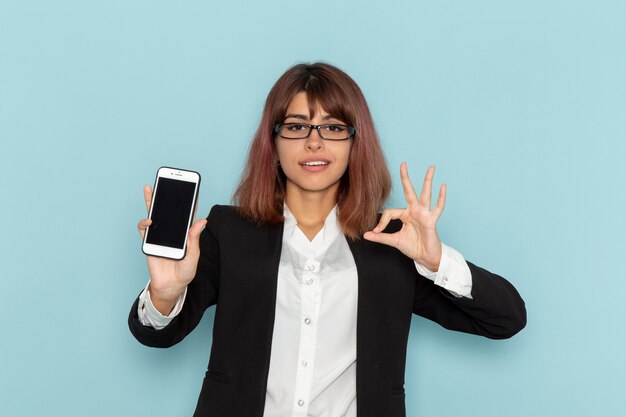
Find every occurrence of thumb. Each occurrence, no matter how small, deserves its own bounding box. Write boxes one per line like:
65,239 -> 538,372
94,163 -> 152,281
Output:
363,231 -> 399,249
186,219 -> 207,257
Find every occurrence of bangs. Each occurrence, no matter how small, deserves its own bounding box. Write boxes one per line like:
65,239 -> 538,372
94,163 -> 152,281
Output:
301,76 -> 354,125
272,66 -> 357,127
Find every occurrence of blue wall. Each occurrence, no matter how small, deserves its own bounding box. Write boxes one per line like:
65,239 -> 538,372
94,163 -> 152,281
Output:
1,1 -> 624,416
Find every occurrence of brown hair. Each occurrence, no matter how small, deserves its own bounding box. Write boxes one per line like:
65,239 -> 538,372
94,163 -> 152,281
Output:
233,62 -> 391,239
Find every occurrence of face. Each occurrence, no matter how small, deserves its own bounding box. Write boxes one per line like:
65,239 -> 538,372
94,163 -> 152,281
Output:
275,92 -> 353,200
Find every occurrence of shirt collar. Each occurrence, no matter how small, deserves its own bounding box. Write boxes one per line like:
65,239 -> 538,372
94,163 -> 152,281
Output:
283,204 -> 341,252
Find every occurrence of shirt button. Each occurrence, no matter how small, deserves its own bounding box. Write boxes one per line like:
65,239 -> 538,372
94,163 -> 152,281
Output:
442,277 -> 448,285
298,399 -> 305,406
302,360 -> 308,367
304,317 -> 311,325
304,260 -> 320,273
306,278 -> 313,285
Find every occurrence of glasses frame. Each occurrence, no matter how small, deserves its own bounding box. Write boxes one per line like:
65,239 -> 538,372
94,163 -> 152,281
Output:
273,123 -> 356,141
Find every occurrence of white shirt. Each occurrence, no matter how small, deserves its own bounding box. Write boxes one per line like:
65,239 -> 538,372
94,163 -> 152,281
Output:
138,206 -> 472,417
263,206 -> 358,416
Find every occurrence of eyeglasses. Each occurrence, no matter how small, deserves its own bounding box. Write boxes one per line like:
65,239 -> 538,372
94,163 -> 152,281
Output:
274,123 -> 356,141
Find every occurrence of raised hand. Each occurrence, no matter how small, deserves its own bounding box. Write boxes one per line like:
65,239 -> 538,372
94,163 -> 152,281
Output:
137,185 -> 207,315
363,163 -> 446,271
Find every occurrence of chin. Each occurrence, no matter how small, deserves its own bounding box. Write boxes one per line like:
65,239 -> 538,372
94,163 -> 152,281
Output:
289,177 -> 342,194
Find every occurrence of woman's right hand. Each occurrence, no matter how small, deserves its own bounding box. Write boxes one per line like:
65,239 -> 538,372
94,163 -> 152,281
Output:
137,185 -> 207,315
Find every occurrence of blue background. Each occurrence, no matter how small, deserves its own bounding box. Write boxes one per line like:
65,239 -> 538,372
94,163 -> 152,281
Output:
1,1 -> 624,416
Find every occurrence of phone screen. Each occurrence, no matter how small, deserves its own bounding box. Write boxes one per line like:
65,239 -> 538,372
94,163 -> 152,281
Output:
145,177 -> 197,249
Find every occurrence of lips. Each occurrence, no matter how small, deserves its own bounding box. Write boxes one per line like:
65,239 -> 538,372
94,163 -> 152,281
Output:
301,161 -> 328,166
299,158 -> 330,166
298,158 -> 331,172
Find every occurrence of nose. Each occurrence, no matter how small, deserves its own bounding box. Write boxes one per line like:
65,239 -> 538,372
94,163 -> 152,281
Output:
305,127 -> 323,151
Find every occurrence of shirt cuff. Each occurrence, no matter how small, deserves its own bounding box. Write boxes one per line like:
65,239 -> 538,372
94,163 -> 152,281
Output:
414,243 -> 473,299
137,282 -> 187,330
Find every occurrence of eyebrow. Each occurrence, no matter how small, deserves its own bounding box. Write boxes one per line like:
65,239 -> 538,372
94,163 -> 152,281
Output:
284,113 -> 338,121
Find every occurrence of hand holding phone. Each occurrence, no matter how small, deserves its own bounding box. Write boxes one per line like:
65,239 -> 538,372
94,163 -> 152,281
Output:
137,167 -> 206,314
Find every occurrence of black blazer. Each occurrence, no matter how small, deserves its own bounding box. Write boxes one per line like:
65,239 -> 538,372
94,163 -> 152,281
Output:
129,205 -> 526,417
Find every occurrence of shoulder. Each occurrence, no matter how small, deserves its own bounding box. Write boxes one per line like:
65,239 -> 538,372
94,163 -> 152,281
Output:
203,205 -> 284,256
206,204 -> 251,230
206,204 -> 283,236
207,204 -> 241,222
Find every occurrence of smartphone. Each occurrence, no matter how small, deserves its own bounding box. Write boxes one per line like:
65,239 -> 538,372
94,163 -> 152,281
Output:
142,166 -> 201,260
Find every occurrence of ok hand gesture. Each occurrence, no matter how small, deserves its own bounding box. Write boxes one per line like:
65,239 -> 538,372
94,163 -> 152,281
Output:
363,163 -> 446,271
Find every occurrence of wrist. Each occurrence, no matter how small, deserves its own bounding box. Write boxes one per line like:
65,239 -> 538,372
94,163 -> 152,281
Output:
148,284 -> 185,314
416,253 -> 442,272
419,240 -> 443,272
424,260 -> 440,272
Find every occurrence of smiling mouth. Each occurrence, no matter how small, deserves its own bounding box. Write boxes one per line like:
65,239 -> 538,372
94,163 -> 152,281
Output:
300,161 -> 329,166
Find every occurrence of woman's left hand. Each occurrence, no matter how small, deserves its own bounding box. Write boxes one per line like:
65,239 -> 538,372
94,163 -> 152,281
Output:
363,162 -> 446,271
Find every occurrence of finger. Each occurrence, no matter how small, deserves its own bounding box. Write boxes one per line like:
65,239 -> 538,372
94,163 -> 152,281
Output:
419,165 -> 435,209
137,218 -> 152,239
363,230 -> 400,248
144,185 -> 153,214
400,162 -> 419,206
192,198 -> 199,222
372,208 -> 405,233
432,183 -> 447,219
185,218 -> 207,258
189,218 -> 207,239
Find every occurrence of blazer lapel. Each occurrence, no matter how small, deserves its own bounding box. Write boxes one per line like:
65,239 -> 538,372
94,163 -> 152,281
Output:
347,237 -> 376,412
257,220 -> 285,402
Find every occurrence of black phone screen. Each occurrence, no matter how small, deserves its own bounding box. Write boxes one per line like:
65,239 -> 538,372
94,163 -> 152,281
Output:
145,177 -> 197,249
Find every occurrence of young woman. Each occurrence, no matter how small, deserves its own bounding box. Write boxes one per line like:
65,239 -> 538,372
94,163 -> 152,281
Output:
129,62 -> 526,417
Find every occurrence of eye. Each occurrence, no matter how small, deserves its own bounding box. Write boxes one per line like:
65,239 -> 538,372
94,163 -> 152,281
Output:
286,123 -> 307,131
323,124 -> 347,132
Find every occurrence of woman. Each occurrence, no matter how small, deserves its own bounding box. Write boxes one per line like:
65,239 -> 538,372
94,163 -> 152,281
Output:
129,62 -> 526,417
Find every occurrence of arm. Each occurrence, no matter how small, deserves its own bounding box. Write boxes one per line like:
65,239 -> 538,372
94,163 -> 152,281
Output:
413,260 -> 526,339
128,205 -> 223,348
364,163 -> 526,339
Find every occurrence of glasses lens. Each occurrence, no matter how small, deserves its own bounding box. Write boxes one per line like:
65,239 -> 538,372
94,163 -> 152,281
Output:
320,124 -> 350,140
277,123 -> 354,140
280,123 -> 310,139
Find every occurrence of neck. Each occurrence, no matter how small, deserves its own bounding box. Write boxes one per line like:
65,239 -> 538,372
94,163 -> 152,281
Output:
285,182 -> 338,240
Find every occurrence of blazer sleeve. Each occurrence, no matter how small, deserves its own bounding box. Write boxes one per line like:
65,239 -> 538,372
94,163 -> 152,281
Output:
412,261 -> 527,340
128,205 -> 223,348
